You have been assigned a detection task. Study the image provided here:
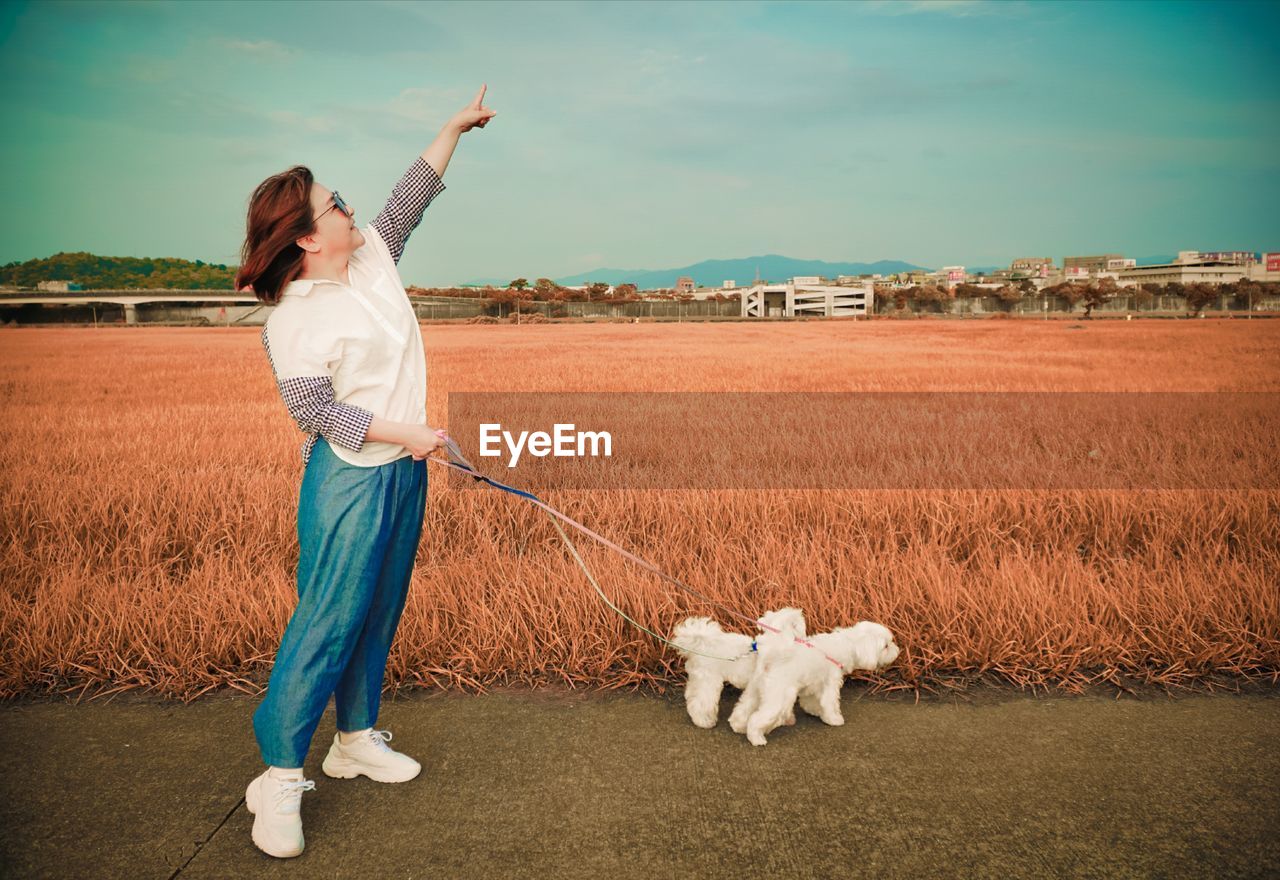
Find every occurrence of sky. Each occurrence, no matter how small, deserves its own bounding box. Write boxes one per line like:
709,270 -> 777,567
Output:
1,0 -> 1277,286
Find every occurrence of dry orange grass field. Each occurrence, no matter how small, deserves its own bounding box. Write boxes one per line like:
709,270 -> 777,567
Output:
1,320 -> 1277,700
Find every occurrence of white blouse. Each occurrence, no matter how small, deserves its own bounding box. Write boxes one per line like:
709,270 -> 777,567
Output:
261,157 -> 446,468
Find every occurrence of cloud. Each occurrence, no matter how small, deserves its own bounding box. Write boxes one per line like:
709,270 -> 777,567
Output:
264,109 -> 337,134
633,47 -> 706,77
221,141 -> 275,162
385,86 -> 467,125
121,57 -> 175,84
318,85 -> 469,138
210,37 -> 298,58
862,0 -> 1001,17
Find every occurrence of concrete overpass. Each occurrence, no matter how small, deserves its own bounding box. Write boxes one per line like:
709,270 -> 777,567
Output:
0,290 -> 491,325
0,291 -> 264,325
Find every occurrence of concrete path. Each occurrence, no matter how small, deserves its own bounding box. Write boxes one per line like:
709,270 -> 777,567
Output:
1,686 -> 1277,879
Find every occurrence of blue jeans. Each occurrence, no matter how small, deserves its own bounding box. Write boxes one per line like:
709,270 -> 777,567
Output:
253,435 -> 427,768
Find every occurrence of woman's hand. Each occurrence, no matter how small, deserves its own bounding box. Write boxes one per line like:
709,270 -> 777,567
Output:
423,84 -> 495,177
403,424 -> 447,461
449,83 -> 496,134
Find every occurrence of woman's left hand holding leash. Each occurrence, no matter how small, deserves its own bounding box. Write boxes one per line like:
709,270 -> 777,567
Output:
411,429 -> 451,462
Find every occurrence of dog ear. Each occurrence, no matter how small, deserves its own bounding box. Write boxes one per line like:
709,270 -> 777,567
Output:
780,607 -> 807,637
848,630 -> 884,671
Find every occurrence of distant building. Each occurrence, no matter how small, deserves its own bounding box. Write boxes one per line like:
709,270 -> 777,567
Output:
1003,262 -> 1054,280
37,280 -> 82,292
1106,258 -> 1137,271
1239,253 -> 1280,282
1177,250 -> 1256,265
742,280 -> 873,318
675,276 -> 695,293
722,280 -> 736,290
791,276 -> 821,286
1120,259 -> 1249,286
1063,254 -> 1124,273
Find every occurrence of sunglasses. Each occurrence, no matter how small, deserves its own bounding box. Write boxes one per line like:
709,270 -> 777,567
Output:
315,190 -> 353,224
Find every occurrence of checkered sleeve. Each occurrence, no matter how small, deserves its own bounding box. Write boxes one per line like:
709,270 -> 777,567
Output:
262,327 -> 374,461
370,156 -> 446,264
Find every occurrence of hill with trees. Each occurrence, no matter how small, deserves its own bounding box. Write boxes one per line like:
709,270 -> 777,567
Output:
0,252 -> 236,290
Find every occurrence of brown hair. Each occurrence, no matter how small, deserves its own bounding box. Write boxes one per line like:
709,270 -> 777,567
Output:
235,165 -> 316,305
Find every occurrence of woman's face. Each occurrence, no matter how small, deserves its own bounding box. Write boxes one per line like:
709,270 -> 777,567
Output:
306,182 -> 365,256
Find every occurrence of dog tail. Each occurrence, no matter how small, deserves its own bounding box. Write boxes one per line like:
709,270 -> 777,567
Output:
670,616 -> 723,658
757,606 -> 806,638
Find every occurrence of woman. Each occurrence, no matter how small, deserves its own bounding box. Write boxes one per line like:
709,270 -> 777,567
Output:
234,85 -> 495,860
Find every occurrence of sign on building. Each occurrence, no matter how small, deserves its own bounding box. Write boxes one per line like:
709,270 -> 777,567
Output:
1199,251 -> 1256,265
37,280 -> 82,292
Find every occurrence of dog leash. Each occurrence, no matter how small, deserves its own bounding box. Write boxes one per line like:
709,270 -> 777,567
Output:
424,432 -> 737,661
424,431 -> 843,669
548,513 -> 738,662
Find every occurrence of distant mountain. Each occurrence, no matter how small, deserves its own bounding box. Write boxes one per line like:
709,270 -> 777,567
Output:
463,254 -> 927,289
454,276 -> 525,288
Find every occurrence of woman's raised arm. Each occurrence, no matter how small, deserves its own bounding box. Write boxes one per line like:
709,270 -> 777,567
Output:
370,84 -> 496,264
423,83 -> 495,178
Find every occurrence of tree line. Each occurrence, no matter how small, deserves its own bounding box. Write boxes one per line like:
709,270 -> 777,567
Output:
407,278 -> 741,305
6,252 -> 1273,318
876,279 -> 1280,317
0,255 -> 747,302
0,252 -> 236,290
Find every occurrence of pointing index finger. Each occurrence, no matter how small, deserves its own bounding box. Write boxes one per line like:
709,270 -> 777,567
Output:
473,83 -> 486,108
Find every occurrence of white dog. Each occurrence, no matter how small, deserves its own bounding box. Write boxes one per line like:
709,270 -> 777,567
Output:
671,608 -> 807,729
728,621 -> 900,746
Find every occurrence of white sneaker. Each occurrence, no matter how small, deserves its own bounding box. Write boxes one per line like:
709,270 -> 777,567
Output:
245,769 -> 315,859
322,728 -> 421,783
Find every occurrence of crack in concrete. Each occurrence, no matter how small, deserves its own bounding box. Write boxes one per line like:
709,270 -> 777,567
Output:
166,796 -> 246,879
